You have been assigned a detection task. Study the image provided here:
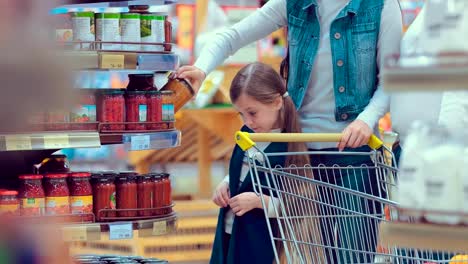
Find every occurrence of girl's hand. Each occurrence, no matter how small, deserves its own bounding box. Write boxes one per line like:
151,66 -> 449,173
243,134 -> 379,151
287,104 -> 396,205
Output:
212,181 -> 230,208
337,119 -> 372,151
229,192 -> 262,216
173,65 -> 206,95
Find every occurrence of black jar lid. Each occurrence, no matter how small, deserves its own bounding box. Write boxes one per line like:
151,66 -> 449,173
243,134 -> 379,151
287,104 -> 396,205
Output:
159,173 -> 170,178
136,174 -> 153,182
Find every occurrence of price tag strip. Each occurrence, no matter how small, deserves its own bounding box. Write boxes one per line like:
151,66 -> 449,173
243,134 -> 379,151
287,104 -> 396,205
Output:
109,222 -> 133,240
152,220 -> 167,235
5,135 -> 32,151
130,135 -> 151,150
43,134 -> 70,149
101,54 -> 125,69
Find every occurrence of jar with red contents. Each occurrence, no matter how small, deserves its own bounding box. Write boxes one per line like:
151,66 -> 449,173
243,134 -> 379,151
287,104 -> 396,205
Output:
98,90 -> 125,131
116,172 -> 138,217
70,91 -> 97,130
92,173 -> 116,221
146,90 -> 162,130
125,90 -> 147,131
137,174 -> 154,216
160,173 -> 172,208
18,175 -> 45,216
152,173 -> 163,215
69,172 -> 93,220
0,190 -> 20,216
44,174 -> 70,215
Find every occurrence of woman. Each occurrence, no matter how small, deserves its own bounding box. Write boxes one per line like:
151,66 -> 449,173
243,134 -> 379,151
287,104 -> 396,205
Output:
176,0 -> 402,262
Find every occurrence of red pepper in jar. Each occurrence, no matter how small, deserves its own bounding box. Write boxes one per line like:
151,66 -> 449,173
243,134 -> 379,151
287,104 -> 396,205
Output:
116,172 -> 138,217
125,90 -> 147,131
152,173 -> 164,216
98,90 -> 125,131
137,174 -> 154,216
18,175 -> 45,216
44,174 -> 70,215
92,173 -> 116,221
160,173 -> 172,208
69,172 -> 93,220
0,190 -> 20,216
146,90 -> 163,130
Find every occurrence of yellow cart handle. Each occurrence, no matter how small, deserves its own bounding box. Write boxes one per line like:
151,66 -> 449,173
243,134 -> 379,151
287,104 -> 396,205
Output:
235,132 -> 383,151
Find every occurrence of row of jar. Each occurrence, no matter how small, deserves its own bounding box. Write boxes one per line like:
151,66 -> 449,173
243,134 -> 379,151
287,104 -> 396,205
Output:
31,89 -> 175,132
0,171 -> 172,222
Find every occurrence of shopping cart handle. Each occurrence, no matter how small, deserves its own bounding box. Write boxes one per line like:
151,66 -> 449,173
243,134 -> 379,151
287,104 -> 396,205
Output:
235,132 -> 383,151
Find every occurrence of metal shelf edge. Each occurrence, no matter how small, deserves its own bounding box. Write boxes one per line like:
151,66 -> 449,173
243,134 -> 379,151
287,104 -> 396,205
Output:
0,132 -> 101,151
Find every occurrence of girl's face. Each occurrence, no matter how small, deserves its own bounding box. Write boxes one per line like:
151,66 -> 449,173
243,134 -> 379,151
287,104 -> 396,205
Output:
233,93 -> 283,133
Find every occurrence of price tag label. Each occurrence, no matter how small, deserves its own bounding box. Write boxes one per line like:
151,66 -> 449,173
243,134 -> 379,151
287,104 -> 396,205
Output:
5,136 -> 32,151
109,223 -> 133,240
101,54 -> 125,69
62,226 -> 88,242
44,134 -> 70,149
152,220 -> 167,235
130,135 -> 151,150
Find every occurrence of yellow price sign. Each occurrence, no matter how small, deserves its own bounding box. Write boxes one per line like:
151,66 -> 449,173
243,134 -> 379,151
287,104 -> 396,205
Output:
62,226 -> 88,242
5,136 -> 32,151
152,220 -> 167,235
44,134 -> 70,149
100,54 -> 125,69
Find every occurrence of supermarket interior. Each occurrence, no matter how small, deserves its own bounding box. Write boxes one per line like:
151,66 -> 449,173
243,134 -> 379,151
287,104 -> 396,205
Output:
1,0 -> 468,263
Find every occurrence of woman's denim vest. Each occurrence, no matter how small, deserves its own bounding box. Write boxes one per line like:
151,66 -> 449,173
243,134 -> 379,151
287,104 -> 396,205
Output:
287,0 -> 384,122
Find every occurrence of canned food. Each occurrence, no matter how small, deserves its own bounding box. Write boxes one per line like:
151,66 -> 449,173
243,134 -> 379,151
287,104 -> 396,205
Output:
121,13 -> 141,51
71,12 -> 95,49
140,14 -> 164,52
95,13 -> 121,50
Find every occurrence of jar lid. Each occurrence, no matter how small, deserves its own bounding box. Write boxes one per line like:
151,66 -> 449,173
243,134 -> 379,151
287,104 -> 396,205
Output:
137,174 -> 153,181
128,4 -> 150,10
160,173 -> 170,178
19,174 -> 43,180
102,89 -> 125,95
116,175 -> 137,182
148,173 -> 161,179
119,171 -> 138,176
71,172 -> 92,178
45,173 -> 68,179
0,190 -> 18,196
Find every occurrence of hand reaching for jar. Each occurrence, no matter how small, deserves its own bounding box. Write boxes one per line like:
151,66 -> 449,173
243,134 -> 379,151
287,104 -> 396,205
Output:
212,181 -> 230,208
174,65 -> 206,95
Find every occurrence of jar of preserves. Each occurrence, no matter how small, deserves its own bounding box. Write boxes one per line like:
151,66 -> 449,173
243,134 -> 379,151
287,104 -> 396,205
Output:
125,90 -> 147,131
160,173 -> 172,207
92,173 -> 116,221
160,91 -> 174,129
36,154 -> 70,174
152,174 -> 163,215
18,175 -> 45,216
44,173 -> 70,215
70,91 -> 97,130
146,90 -> 162,130
127,74 -> 155,91
0,190 -> 20,216
161,78 -> 194,113
69,172 -> 93,218
116,173 -> 138,217
137,174 -> 154,216
98,90 -> 125,131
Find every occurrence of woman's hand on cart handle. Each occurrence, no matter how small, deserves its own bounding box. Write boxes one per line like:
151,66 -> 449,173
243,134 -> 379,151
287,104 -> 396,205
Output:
173,65 -> 206,95
229,192 -> 266,216
212,181 -> 230,208
337,119 -> 373,151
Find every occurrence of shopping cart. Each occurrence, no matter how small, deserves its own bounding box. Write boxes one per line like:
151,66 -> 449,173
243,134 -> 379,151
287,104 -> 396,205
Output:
235,132 -> 464,264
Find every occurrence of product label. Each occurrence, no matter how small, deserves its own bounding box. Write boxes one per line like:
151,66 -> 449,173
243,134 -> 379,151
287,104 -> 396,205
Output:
121,19 -> 141,50
72,17 -> 95,41
96,18 -> 121,50
0,204 -> 20,216
46,196 -> 70,215
162,104 -> 175,121
71,104 -> 96,122
70,195 -> 93,214
110,192 -> 116,209
20,198 -> 45,216
139,104 -> 147,122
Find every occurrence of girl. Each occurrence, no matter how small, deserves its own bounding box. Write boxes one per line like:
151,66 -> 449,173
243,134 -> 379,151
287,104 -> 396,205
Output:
210,62 -> 312,264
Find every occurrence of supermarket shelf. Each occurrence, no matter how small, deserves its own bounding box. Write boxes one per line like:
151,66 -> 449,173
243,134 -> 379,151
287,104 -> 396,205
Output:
0,132 -> 101,151
101,130 -> 181,151
55,0 -> 176,9
379,221 -> 468,252
383,54 -> 468,91
62,212 -> 177,242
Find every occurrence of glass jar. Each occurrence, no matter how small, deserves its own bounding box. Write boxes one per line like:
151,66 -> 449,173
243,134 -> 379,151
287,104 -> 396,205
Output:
160,91 -> 174,129
127,74 -> 155,91
161,78 -> 194,114
160,173 -> 172,207
125,90 -> 147,131
44,173 -> 70,215
69,172 -> 93,218
152,174 -> 163,215
98,90 -> 125,131
18,175 -> 45,216
92,173 -> 116,221
70,91 -> 97,130
0,190 -> 20,216
146,90 -> 163,130
137,174 -> 154,216
116,173 -> 138,217
36,154 -> 70,174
